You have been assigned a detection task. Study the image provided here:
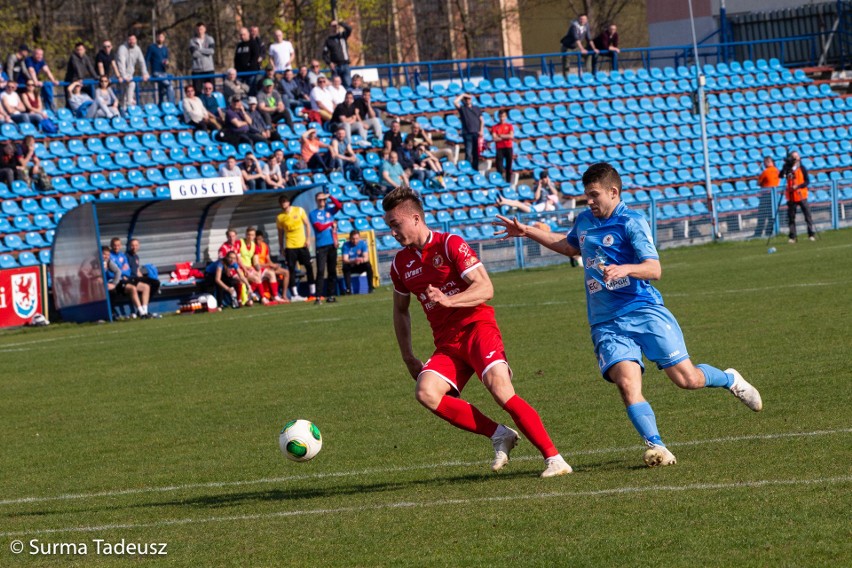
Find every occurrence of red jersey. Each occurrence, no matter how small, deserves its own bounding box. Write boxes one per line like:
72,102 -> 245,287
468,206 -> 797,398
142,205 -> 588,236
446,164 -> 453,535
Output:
390,231 -> 495,342
491,123 -> 514,149
218,240 -> 241,259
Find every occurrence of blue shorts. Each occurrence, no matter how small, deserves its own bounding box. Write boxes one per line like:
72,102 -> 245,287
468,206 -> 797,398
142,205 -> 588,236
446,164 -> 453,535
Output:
591,305 -> 690,380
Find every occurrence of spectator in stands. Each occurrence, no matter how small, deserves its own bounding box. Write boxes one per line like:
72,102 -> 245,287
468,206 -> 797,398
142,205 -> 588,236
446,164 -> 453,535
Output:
103,246 -> 145,317
126,238 -> 161,299
491,108 -> 514,183
276,194 -> 316,301
329,126 -> 359,178
341,229 -> 374,294
398,136 -> 432,186
1,80 -> 41,127
116,34 -> 149,111
182,84 -> 221,131
300,127 -> 333,172
413,142 -> 446,187
354,87 -> 383,141
254,229 -> 289,303
146,32 -> 174,104
15,135 -> 44,189
279,68 -> 305,111
593,23 -> 620,72
223,67 -> 250,102
382,118 -> 404,158
64,42 -> 98,89
348,74 -> 364,97
269,29 -> 296,74
0,141 -> 17,185
327,74 -> 347,109
309,75 -> 335,122
5,45 -> 29,89
96,41 -> 122,84
323,20 -> 353,88
560,14 -> 598,74
199,81 -> 225,124
407,121 -> 452,162
110,237 -> 156,318
25,48 -> 59,112
245,96 -> 281,142
307,60 -> 325,86
330,90 -> 365,143
249,26 -> 265,68
453,93 -> 483,170
234,27 -> 261,94
241,152 -> 267,190
779,151 -> 816,243
295,65 -> 313,99
93,75 -> 120,118
21,79 -> 47,120
310,192 -> 343,304
258,78 -> 293,128
381,151 -> 408,190
262,149 -> 288,188
65,80 -> 98,118
218,156 -> 245,189
532,170 -> 559,204
204,250 -> 243,308
189,23 -> 216,92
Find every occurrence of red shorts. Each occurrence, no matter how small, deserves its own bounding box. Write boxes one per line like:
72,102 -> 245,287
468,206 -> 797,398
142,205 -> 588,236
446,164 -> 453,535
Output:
420,320 -> 511,393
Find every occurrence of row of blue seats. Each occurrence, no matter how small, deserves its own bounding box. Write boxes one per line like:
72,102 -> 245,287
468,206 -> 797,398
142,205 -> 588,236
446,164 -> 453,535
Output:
0,213 -> 58,233
0,250 -> 51,268
1,230 -> 55,251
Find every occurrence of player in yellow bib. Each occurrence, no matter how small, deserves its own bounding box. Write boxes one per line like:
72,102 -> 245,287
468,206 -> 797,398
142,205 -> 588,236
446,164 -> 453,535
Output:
276,194 -> 315,301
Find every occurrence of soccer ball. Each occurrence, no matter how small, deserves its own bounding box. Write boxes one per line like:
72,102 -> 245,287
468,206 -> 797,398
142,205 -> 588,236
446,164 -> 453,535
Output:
279,419 -> 322,462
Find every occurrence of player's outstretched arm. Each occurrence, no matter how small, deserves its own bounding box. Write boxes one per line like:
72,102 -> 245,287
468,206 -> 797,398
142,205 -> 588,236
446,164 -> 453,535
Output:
392,291 -> 423,380
492,215 -> 579,257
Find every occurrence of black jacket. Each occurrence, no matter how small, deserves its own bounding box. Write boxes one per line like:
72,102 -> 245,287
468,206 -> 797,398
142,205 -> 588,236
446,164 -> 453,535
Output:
322,23 -> 352,65
65,52 -> 98,83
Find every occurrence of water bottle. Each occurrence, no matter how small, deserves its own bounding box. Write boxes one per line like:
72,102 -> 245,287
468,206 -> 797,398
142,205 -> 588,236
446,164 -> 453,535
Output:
594,247 -> 608,274
767,247 -> 777,254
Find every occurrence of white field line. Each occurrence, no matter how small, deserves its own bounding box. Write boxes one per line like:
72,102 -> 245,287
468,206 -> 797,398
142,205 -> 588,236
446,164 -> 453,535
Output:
1,475 -> 850,538
1,428 -> 848,508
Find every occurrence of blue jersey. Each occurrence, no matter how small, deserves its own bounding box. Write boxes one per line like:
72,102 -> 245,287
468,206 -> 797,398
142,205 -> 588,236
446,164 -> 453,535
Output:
309,203 -> 339,248
566,201 -> 664,325
342,239 -> 367,261
109,252 -> 132,278
205,259 -> 238,275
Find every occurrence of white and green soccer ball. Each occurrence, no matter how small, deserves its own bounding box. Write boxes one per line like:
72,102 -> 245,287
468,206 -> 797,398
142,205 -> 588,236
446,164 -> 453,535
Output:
279,419 -> 322,462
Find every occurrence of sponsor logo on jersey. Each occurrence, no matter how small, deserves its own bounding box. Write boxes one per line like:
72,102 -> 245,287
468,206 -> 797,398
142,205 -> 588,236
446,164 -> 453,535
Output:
605,276 -> 630,291
458,242 -> 471,258
406,260 -> 416,268
463,256 -> 478,268
586,278 -> 603,294
405,267 -> 423,279
432,255 -> 444,267
585,256 -> 597,269
579,232 -> 587,246
602,234 -> 615,247
485,350 -> 497,360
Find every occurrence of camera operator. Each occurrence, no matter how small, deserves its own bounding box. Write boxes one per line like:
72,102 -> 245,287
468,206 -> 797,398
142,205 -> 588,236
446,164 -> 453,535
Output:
779,151 -> 815,243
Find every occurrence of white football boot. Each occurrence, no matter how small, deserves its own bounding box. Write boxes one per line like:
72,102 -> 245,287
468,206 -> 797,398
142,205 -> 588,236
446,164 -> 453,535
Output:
727,368 -> 763,412
541,455 -> 573,478
490,425 -> 519,472
643,444 -> 677,467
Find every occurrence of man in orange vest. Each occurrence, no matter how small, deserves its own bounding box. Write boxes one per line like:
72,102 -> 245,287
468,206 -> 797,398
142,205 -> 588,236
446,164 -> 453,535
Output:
779,151 -> 815,243
754,156 -> 780,237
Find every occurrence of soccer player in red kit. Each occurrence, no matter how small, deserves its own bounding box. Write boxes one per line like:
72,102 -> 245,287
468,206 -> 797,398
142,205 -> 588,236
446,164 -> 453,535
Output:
383,186 -> 572,477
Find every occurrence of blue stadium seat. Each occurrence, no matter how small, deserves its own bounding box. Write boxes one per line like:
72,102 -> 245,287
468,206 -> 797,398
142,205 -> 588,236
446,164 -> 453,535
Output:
4,234 -> 26,250
0,254 -> 18,269
21,198 -> 42,214
25,231 -> 48,247
33,214 -> 55,230
38,249 -> 51,265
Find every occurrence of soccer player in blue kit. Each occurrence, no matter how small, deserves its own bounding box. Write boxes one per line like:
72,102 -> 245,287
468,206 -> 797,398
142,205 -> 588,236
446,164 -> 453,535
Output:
494,162 -> 763,467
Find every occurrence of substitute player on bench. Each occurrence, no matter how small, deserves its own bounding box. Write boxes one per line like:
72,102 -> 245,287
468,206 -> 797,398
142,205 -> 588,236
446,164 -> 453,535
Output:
494,162 -> 763,467
383,186 -> 572,478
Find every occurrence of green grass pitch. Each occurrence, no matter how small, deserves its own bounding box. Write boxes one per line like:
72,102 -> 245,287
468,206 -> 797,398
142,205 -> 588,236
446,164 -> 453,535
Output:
1,230 -> 850,567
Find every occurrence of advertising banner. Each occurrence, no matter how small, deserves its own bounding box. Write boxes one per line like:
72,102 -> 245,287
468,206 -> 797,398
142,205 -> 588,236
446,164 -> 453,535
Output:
0,266 -> 46,328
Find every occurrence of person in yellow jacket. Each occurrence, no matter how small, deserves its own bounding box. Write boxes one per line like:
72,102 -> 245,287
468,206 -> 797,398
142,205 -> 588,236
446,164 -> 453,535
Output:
779,151 -> 815,243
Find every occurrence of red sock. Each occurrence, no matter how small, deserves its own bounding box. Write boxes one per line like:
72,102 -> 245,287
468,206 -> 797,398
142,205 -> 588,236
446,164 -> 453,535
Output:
251,282 -> 262,297
434,396 -> 499,437
503,395 -> 558,458
269,280 -> 279,298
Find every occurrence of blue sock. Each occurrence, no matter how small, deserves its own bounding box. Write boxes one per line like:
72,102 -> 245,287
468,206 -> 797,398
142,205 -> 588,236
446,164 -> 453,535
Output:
698,364 -> 735,389
626,402 -> 664,447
